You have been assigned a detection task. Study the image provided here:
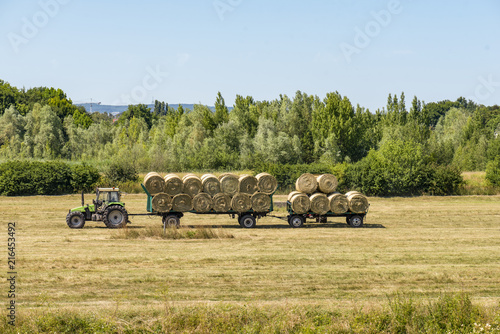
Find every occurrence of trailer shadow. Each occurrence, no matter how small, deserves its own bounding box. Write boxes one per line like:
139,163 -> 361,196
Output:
181,223 -> 385,229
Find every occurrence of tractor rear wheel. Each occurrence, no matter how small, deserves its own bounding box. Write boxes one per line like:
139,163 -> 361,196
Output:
66,211 -> 85,229
103,205 -> 128,228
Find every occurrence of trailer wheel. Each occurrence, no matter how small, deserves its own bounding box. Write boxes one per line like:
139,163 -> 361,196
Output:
289,215 -> 305,228
66,211 -> 85,229
240,215 -> 256,228
163,214 -> 180,228
103,205 -> 128,228
349,215 -> 363,228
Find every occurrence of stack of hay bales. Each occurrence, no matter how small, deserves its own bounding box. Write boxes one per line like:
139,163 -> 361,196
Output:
143,172 -> 278,213
288,173 -> 369,214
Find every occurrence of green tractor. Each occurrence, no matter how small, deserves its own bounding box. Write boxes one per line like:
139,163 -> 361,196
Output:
66,187 -> 129,229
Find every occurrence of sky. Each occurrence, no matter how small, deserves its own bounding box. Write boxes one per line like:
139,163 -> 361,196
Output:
1,0 -> 499,111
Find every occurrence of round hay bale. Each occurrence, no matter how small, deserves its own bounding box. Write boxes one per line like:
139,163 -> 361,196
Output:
213,193 -> 231,212
143,172 -> 165,195
201,174 -> 221,196
287,191 -> 302,202
183,175 -> 202,198
172,194 -> 193,212
164,174 -> 184,196
256,172 -> 278,194
295,173 -> 318,194
328,192 -> 348,214
289,193 -> 310,214
251,192 -> 271,212
220,174 -> 239,197
310,193 -> 330,215
347,193 -> 369,214
182,173 -> 198,181
238,175 -> 258,195
345,190 -> 361,197
152,193 -> 172,212
192,193 -> 213,213
231,193 -> 252,212
217,172 -> 235,181
317,174 -> 338,194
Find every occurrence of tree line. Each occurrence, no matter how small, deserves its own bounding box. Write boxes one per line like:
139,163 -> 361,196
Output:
1,79 -> 499,195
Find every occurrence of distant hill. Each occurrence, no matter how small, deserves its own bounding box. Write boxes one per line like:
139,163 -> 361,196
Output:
76,103 -> 231,115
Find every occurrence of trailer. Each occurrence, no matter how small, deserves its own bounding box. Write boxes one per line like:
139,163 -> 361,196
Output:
285,201 -> 369,228
141,184 -> 274,229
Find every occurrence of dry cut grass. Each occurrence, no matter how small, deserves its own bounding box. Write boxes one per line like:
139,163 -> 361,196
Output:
112,225 -> 235,240
0,193 -> 499,332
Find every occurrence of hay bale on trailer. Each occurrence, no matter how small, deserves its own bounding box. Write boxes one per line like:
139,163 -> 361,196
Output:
172,193 -> 193,212
346,192 -> 369,213
309,193 -> 330,215
238,175 -> 258,195
295,173 -> 318,194
164,174 -> 184,196
287,191 -> 302,202
256,172 -> 278,194
232,193 -> 252,212
251,192 -> 271,212
182,174 -> 202,198
219,173 -> 239,197
201,174 -> 221,196
192,193 -> 213,213
152,193 -> 172,212
144,172 -> 165,195
289,192 -> 311,214
328,192 -> 349,214
213,193 -> 231,212
316,174 -> 338,194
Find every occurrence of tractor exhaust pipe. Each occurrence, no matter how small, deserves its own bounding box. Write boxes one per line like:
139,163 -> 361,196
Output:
81,191 -> 84,207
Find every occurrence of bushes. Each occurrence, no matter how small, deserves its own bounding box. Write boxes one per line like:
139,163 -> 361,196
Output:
486,157 -> 500,186
427,164 -> 464,195
105,160 -> 138,183
0,161 -> 99,195
344,140 -> 464,196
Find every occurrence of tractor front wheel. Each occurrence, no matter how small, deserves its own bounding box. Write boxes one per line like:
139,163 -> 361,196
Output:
103,205 -> 128,228
66,211 -> 85,229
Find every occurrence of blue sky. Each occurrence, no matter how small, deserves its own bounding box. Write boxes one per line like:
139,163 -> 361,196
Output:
1,0 -> 499,111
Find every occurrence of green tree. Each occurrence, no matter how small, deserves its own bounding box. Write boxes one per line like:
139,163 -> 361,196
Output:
229,95 -> 258,137
252,117 -> 302,165
485,157 -> 500,186
0,80 -> 20,115
119,104 -> 153,129
23,104 -> 64,159
213,91 -> 229,126
0,105 -> 25,158
312,91 -> 359,162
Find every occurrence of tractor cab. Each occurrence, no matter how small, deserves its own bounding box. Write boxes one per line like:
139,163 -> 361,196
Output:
95,187 -> 121,207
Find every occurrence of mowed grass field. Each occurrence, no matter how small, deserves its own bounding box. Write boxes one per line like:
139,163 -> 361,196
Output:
1,194 -> 500,332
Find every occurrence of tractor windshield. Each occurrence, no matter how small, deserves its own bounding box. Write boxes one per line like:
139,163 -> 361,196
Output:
98,191 -> 120,204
